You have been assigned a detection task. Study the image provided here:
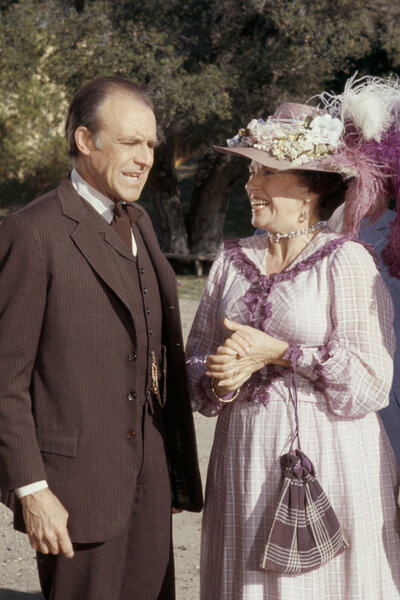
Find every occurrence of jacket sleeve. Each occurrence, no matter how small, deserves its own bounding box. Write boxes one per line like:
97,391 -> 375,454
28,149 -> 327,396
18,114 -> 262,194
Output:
0,213 -> 48,490
291,241 -> 395,417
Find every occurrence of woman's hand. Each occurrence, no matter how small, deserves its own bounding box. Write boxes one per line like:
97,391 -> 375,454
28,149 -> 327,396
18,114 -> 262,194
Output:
205,318 -> 289,395
206,349 -> 262,394
221,318 -> 289,364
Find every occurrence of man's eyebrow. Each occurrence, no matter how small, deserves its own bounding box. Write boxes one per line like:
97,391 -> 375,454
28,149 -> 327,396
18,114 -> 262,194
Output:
117,135 -> 160,146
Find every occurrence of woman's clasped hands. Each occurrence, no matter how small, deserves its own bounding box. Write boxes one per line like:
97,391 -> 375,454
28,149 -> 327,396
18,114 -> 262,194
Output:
206,318 -> 289,397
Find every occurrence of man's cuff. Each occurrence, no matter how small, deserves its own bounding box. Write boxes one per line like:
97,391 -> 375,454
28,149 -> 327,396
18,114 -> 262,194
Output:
15,480 -> 48,499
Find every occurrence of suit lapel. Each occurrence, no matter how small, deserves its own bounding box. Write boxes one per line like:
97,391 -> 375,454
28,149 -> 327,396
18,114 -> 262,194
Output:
57,178 -> 133,313
103,223 -> 136,263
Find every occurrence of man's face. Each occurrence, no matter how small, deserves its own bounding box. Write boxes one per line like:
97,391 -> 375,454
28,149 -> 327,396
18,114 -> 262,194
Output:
77,92 -> 157,203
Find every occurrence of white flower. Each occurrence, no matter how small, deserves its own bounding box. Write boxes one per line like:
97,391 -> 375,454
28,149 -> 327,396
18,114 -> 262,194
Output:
247,120 -> 274,142
309,114 -> 343,147
272,126 -> 287,139
247,118 -> 260,130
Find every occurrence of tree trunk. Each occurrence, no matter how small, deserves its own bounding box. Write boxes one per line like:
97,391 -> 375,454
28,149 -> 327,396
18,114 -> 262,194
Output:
188,151 -> 232,255
148,141 -> 189,254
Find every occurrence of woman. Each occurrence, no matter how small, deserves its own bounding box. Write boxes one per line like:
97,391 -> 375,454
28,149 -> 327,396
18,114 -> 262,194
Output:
186,76 -> 400,599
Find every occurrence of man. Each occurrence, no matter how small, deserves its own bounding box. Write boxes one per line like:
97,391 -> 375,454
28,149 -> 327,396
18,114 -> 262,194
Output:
0,76 -> 202,600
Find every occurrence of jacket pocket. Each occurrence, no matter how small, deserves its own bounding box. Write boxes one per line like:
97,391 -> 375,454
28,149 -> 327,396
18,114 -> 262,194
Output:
35,426 -> 79,458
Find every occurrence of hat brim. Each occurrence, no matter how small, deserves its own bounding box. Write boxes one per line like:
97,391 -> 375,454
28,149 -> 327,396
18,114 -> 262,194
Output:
212,145 -> 345,175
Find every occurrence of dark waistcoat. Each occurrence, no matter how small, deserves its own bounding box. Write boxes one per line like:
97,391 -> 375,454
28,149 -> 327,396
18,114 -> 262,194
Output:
112,221 -> 163,413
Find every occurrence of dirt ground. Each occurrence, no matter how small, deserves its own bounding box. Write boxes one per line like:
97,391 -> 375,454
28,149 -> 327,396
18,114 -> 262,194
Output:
0,297 -> 215,600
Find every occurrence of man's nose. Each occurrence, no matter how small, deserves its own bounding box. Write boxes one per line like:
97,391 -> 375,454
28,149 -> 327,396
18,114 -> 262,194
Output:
134,144 -> 153,167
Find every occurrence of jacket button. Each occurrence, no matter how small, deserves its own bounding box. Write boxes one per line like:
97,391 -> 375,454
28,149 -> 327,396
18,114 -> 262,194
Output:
146,307 -> 150,315
128,352 -> 137,362
140,267 -> 145,274
149,328 -> 153,336
143,288 -> 148,294
127,392 -> 136,402
126,429 -> 136,439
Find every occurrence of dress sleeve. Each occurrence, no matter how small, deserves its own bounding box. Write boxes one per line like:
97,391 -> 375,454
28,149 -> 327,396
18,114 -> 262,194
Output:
185,248 -> 231,416
291,241 -> 395,417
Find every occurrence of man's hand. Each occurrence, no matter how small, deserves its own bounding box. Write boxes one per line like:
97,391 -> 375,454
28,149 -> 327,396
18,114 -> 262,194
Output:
20,488 -> 74,558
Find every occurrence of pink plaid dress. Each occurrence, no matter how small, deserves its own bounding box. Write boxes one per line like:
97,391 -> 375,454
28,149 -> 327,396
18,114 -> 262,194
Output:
186,229 -> 400,600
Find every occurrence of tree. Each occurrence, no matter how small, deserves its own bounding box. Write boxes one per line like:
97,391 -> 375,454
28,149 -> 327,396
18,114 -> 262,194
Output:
0,1 -> 70,202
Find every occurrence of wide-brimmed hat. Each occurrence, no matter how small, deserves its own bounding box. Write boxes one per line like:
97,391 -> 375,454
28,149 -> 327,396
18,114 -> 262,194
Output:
214,75 -> 400,278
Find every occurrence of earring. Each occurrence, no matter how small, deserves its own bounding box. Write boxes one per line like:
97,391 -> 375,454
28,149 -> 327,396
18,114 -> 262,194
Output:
299,198 -> 310,223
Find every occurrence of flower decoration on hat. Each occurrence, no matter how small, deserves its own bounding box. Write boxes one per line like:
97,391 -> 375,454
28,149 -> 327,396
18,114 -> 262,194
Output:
309,114 -> 343,146
227,112 -> 344,166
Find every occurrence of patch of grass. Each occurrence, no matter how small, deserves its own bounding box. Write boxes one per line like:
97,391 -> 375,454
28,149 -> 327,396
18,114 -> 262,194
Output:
176,275 -> 207,301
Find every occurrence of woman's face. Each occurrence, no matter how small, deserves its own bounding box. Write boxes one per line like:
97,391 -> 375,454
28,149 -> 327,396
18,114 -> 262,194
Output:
245,161 -> 318,233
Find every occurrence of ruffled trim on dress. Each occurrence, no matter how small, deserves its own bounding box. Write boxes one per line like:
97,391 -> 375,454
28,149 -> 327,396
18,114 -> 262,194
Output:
283,344 -> 303,371
224,235 -> 377,331
223,235 -> 378,402
241,364 -> 287,407
313,345 -> 331,392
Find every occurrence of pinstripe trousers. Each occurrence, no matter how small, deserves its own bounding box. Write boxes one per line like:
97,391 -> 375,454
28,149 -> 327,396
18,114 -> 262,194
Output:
36,402 -> 174,600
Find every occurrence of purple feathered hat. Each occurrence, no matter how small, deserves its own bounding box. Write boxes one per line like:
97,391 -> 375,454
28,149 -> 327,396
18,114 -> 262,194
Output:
214,74 -> 400,278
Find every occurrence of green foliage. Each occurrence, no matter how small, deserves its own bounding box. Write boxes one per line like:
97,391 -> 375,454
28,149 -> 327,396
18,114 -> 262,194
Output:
0,0 -> 232,207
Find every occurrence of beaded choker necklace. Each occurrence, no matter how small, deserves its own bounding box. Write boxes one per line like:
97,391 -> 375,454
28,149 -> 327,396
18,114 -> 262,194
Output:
268,221 -> 327,243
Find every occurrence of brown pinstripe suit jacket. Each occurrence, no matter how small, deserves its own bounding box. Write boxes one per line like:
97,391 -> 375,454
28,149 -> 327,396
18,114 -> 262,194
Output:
0,177 -> 202,543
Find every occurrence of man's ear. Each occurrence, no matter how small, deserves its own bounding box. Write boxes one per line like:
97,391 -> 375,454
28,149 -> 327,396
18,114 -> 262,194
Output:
74,126 -> 95,157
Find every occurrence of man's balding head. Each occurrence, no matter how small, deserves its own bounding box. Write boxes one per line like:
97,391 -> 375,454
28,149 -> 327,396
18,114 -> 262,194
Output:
65,76 -> 153,160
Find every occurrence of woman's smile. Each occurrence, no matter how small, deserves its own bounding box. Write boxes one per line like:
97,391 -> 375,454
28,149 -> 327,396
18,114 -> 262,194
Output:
249,193 -> 270,211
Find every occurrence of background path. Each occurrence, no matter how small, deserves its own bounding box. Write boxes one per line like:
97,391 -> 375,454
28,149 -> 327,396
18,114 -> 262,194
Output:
0,297 -> 215,600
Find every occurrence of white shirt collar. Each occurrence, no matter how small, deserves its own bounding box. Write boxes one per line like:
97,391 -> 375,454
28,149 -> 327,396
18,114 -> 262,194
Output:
70,168 -> 138,256
71,168 -> 114,224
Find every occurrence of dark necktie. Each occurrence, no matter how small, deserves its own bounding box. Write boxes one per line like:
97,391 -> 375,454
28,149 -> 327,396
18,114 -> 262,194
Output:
111,201 -> 132,252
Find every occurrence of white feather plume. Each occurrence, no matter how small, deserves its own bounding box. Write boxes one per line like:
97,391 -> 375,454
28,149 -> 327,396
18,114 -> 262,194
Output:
319,73 -> 400,142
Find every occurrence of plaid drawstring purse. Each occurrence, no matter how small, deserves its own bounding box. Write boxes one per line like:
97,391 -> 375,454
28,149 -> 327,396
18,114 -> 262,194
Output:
259,346 -> 348,574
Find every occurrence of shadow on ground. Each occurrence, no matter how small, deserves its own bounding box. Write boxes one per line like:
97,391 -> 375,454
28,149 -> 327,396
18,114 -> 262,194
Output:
0,591 -> 43,599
